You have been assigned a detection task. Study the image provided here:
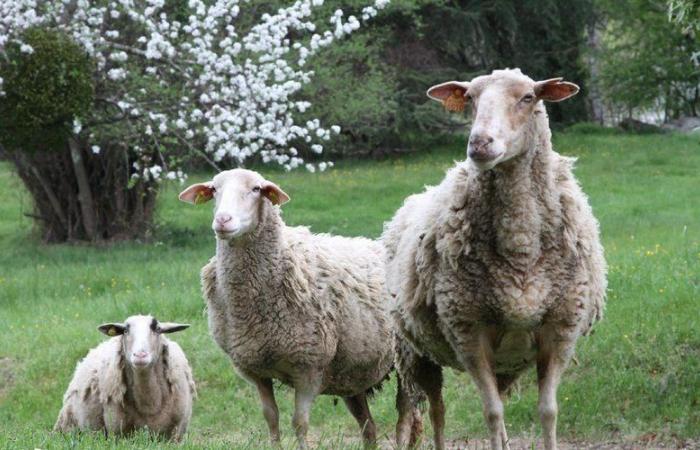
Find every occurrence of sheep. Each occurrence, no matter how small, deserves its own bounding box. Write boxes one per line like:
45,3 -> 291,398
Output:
385,69 -> 607,450
54,315 -> 196,441
179,169 -> 421,448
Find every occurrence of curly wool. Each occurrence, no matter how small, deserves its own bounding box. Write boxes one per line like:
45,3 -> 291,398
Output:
53,336 -> 196,440
384,104 -> 607,394
201,201 -> 394,397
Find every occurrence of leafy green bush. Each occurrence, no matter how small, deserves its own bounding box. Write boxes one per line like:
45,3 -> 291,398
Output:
0,28 -> 94,152
563,122 -> 622,135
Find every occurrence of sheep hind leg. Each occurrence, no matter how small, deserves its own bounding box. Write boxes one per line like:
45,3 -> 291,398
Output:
395,376 -> 423,449
292,374 -> 323,449
254,377 -> 281,445
414,358 -> 446,450
343,393 -> 377,448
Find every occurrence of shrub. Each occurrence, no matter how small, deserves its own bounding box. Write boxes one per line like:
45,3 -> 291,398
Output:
0,28 -> 94,152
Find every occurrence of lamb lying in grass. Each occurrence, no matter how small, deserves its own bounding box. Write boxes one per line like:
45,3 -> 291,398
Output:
179,169 -> 421,448
54,315 -> 195,441
385,69 -> 607,450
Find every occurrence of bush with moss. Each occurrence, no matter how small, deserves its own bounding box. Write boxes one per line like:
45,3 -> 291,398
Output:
0,27 -> 94,152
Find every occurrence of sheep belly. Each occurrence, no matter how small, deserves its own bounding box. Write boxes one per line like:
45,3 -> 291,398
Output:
492,329 -> 537,375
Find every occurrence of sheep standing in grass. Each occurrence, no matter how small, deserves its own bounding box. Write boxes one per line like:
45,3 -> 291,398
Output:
385,69 -> 607,450
179,169 -> 420,448
54,315 -> 195,441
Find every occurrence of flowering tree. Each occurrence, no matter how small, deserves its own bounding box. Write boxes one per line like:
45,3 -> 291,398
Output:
0,0 -> 388,241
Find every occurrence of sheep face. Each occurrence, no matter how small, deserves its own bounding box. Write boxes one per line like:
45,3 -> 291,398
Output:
98,315 -> 189,370
178,169 -> 289,241
427,69 -> 579,171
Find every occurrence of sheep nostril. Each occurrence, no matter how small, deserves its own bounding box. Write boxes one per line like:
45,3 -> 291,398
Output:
216,214 -> 232,225
469,134 -> 493,149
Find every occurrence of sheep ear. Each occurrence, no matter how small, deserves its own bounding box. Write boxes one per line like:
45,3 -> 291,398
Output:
534,78 -> 579,102
261,181 -> 290,206
98,323 -> 126,336
179,182 -> 214,205
157,323 -> 190,334
427,81 -> 470,112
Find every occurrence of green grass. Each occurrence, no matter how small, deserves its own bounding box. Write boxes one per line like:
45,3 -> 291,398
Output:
1,132 -> 699,448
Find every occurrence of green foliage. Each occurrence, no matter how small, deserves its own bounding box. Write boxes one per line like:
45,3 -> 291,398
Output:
0,28 -> 94,152
597,0 -> 700,119
668,0 -> 700,31
302,34 -> 401,157
562,121 -> 623,135
385,0 -> 593,124
1,133 -> 699,447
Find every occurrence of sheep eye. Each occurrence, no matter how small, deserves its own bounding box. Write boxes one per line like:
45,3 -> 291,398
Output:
521,94 -> 535,103
252,186 -> 261,193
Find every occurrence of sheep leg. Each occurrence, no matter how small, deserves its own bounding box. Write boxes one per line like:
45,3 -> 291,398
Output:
343,393 -> 377,448
414,358 -> 446,450
464,338 -> 509,450
395,376 -> 423,449
292,374 -> 323,449
536,329 -> 573,450
254,378 -> 281,444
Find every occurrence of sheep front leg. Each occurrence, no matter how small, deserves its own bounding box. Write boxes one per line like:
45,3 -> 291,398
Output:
536,327 -> 575,450
343,393 -> 377,448
463,336 -> 509,450
292,374 -> 323,449
254,378 -> 281,444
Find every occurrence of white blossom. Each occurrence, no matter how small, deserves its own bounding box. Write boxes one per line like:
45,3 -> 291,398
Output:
0,0 -> 389,177
107,68 -> 127,80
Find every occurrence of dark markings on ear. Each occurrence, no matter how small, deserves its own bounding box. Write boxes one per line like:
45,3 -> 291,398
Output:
150,317 -> 158,331
98,323 -> 126,336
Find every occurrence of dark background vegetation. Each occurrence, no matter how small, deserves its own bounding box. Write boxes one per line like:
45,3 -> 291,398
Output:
2,0 -> 699,242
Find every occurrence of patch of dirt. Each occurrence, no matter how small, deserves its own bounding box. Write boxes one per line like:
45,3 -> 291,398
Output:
315,434 -> 699,450
0,357 -> 15,397
436,438 -> 699,450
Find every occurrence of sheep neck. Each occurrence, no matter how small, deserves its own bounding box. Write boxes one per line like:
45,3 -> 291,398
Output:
215,202 -> 285,308
123,359 -> 167,416
481,112 -> 559,267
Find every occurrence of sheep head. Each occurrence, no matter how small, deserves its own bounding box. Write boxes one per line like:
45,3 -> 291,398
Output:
178,169 -> 289,241
98,315 -> 189,370
427,69 -> 579,171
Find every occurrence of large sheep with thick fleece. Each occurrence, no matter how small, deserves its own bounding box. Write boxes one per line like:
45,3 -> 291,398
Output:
179,169 -> 420,448
386,69 -> 607,450
54,315 -> 195,441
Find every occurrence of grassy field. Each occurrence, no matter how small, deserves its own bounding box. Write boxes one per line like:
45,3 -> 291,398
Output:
1,132 -> 699,449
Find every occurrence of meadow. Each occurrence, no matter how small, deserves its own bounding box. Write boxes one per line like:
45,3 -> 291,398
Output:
0,131 -> 698,449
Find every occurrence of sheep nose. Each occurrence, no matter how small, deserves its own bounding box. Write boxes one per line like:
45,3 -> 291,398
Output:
215,213 -> 232,225
468,133 -> 494,150
133,351 -> 148,358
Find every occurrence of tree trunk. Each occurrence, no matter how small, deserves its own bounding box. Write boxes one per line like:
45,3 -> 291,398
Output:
12,152 -> 68,231
585,12 -> 605,124
68,136 -> 98,240
7,138 -> 158,243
